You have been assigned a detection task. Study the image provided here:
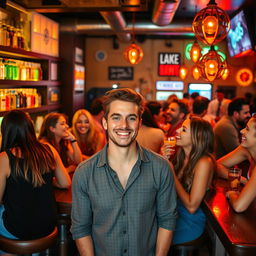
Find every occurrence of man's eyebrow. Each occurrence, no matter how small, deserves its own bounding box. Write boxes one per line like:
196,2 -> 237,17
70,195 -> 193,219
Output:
110,113 -> 121,117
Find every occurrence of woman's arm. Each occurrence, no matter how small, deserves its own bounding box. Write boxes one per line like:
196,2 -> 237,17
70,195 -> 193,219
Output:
48,145 -> 71,188
226,166 -> 256,212
66,131 -> 83,164
0,152 -> 10,203
175,156 -> 214,213
217,146 -> 248,179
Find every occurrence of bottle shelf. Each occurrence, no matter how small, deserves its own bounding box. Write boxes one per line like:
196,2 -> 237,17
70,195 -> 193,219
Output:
0,104 -> 61,116
0,80 -> 60,87
0,45 -> 60,61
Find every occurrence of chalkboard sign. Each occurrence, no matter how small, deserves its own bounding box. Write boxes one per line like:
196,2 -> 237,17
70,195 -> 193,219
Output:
108,66 -> 134,80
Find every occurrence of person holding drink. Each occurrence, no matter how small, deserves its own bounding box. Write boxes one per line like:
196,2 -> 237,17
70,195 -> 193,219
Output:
167,116 -> 215,245
217,114 -> 256,212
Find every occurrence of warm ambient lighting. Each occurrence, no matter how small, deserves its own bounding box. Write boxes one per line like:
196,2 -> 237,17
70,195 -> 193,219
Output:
192,65 -> 200,80
198,47 -> 226,82
123,43 -> 144,65
221,66 -> 231,80
190,40 -> 201,63
192,0 -> 230,45
179,66 -> 188,80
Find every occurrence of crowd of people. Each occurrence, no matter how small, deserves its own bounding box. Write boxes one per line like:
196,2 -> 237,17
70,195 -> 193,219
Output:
0,87 -> 256,256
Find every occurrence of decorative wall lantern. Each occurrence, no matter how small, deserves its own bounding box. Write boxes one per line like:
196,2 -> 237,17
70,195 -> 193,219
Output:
192,0 -> 230,45
221,66 -> 231,80
123,43 -> 144,65
179,66 -> 189,80
190,40 -> 202,63
192,65 -> 200,80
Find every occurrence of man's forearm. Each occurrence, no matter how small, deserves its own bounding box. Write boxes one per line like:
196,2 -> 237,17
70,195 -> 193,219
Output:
155,227 -> 173,256
75,235 -> 94,256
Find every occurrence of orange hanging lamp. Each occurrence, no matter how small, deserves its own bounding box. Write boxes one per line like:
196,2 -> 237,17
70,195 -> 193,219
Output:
124,13 -> 143,65
192,0 -> 230,45
198,46 -> 227,82
190,40 -> 202,63
192,65 -> 200,80
179,66 -> 189,80
221,66 -> 231,80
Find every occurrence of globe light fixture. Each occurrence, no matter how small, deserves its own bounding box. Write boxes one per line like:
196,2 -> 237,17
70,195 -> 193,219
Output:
198,47 -> 226,82
124,43 -> 144,64
190,40 -> 202,63
192,65 -> 200,80
123,13 -> 144,65
179,66 -> 189,80
192,0 -> 230,45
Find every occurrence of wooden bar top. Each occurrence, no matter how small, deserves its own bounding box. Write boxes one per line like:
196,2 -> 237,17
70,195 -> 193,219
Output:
54,186 -> 72,215
203,179 -> 256,256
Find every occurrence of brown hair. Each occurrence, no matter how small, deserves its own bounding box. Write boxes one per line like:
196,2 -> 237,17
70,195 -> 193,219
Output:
172,116 -> 216,192
103,88 -> 145,119
38,112 -> 70,166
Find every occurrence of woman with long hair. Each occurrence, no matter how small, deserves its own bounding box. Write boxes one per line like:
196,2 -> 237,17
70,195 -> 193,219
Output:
0,110 -> 71,245
71,109 -> 105,159
171,116 -> 215,244
217,115 -> 256,212
38,112 -> 82,173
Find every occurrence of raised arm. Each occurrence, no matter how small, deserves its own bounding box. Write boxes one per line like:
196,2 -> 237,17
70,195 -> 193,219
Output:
48,144 -> 71,188
66,131 -> 83,164
175,156 -> 214,214
217,146 -> 248,179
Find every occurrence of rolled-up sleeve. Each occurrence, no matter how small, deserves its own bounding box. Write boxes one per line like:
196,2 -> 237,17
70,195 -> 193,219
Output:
156,161 -> 177,231
70,164 -> 92,240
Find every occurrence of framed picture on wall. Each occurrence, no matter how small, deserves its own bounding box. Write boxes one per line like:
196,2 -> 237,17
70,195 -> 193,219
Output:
74,64 -> 85,91
108,66 -> 134,80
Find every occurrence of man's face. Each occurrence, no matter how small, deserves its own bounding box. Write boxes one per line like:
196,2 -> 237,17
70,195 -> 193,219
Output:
216,92 -> 224,101
102,100 -> 141,148
166,102 -> 183,125
236,105 -> 251,126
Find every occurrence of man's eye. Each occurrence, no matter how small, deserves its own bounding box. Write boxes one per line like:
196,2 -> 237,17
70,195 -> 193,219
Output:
128,117 -> 136,121
112,116 -> 120,120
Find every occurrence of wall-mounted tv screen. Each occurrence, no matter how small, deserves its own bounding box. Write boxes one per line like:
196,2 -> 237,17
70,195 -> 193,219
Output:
227,10 -> 254,57
188,83 -> 212,100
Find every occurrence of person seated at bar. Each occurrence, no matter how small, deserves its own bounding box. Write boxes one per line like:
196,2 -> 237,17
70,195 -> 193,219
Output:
71,109 -> 105,160
0,110 -> 71,252
136,106 -> 164,153
38,112 -> 82,173
169,116 -> 215,244
217,115 -> 256,212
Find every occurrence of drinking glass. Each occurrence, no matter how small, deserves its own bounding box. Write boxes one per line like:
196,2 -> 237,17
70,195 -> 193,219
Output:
228,167 -> 242,191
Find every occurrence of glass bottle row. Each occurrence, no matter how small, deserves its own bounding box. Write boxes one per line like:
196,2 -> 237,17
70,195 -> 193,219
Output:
0,21 -> 26,49
0,88 -> 42,111
0,58 -> 43,81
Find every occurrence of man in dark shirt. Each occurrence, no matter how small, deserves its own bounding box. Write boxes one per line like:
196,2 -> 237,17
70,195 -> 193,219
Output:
71,88 -> 177,256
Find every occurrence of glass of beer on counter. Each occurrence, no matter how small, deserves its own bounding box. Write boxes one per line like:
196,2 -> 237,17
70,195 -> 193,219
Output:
228,167 -> 242,191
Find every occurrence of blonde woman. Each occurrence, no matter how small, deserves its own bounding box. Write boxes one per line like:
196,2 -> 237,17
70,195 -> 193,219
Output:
71,109 -> 106,160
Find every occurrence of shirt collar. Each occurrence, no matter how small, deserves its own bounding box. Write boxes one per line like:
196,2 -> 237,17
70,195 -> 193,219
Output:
96,142 -> 149,168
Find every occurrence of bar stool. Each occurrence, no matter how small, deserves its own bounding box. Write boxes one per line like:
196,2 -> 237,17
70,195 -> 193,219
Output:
169,231 -> 211,256
0,226 -> 58,255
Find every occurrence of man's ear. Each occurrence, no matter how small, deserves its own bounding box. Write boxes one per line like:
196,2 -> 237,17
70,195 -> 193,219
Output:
179,112 -> 185,120
233,111 -> 239,119
102,117 -> 108,130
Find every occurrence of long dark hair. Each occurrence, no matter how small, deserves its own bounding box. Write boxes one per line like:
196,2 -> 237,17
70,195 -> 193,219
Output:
172,116 -> 215,192
38,112 -> 69,167
1,110 -> 56,187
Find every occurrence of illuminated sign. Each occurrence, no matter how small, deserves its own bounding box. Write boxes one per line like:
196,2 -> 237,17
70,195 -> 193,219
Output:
158,53 -> 181,76
156,81 -> 184,91
185,43 -> 226,60
156,91 -> 183,100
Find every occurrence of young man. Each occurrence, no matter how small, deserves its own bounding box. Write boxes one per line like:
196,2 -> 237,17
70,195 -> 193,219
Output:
71,88 -> 177,256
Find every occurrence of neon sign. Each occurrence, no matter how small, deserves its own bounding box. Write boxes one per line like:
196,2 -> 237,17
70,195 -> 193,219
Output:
185,43 -> 226,60
158,53 -> 181,76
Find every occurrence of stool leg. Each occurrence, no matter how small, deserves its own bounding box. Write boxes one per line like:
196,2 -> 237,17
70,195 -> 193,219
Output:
58,222 -> 68,256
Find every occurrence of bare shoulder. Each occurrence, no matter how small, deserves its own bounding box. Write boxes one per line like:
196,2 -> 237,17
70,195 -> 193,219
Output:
195,156 -> 215,169
0,152 -> 10,176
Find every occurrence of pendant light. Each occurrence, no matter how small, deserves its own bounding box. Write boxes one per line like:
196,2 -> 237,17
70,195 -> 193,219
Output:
190,40 -> 202,63
179,66 -> 189,80
198,46 -> 226,82
123,13 -> 143,65
221,66 -> 231,80
192,0 -> 230,45
192,65 -> 200,80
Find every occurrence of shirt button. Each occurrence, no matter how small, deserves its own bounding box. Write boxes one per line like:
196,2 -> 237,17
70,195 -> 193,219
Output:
124,249 -> 127,253
123,230 -> 126,234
